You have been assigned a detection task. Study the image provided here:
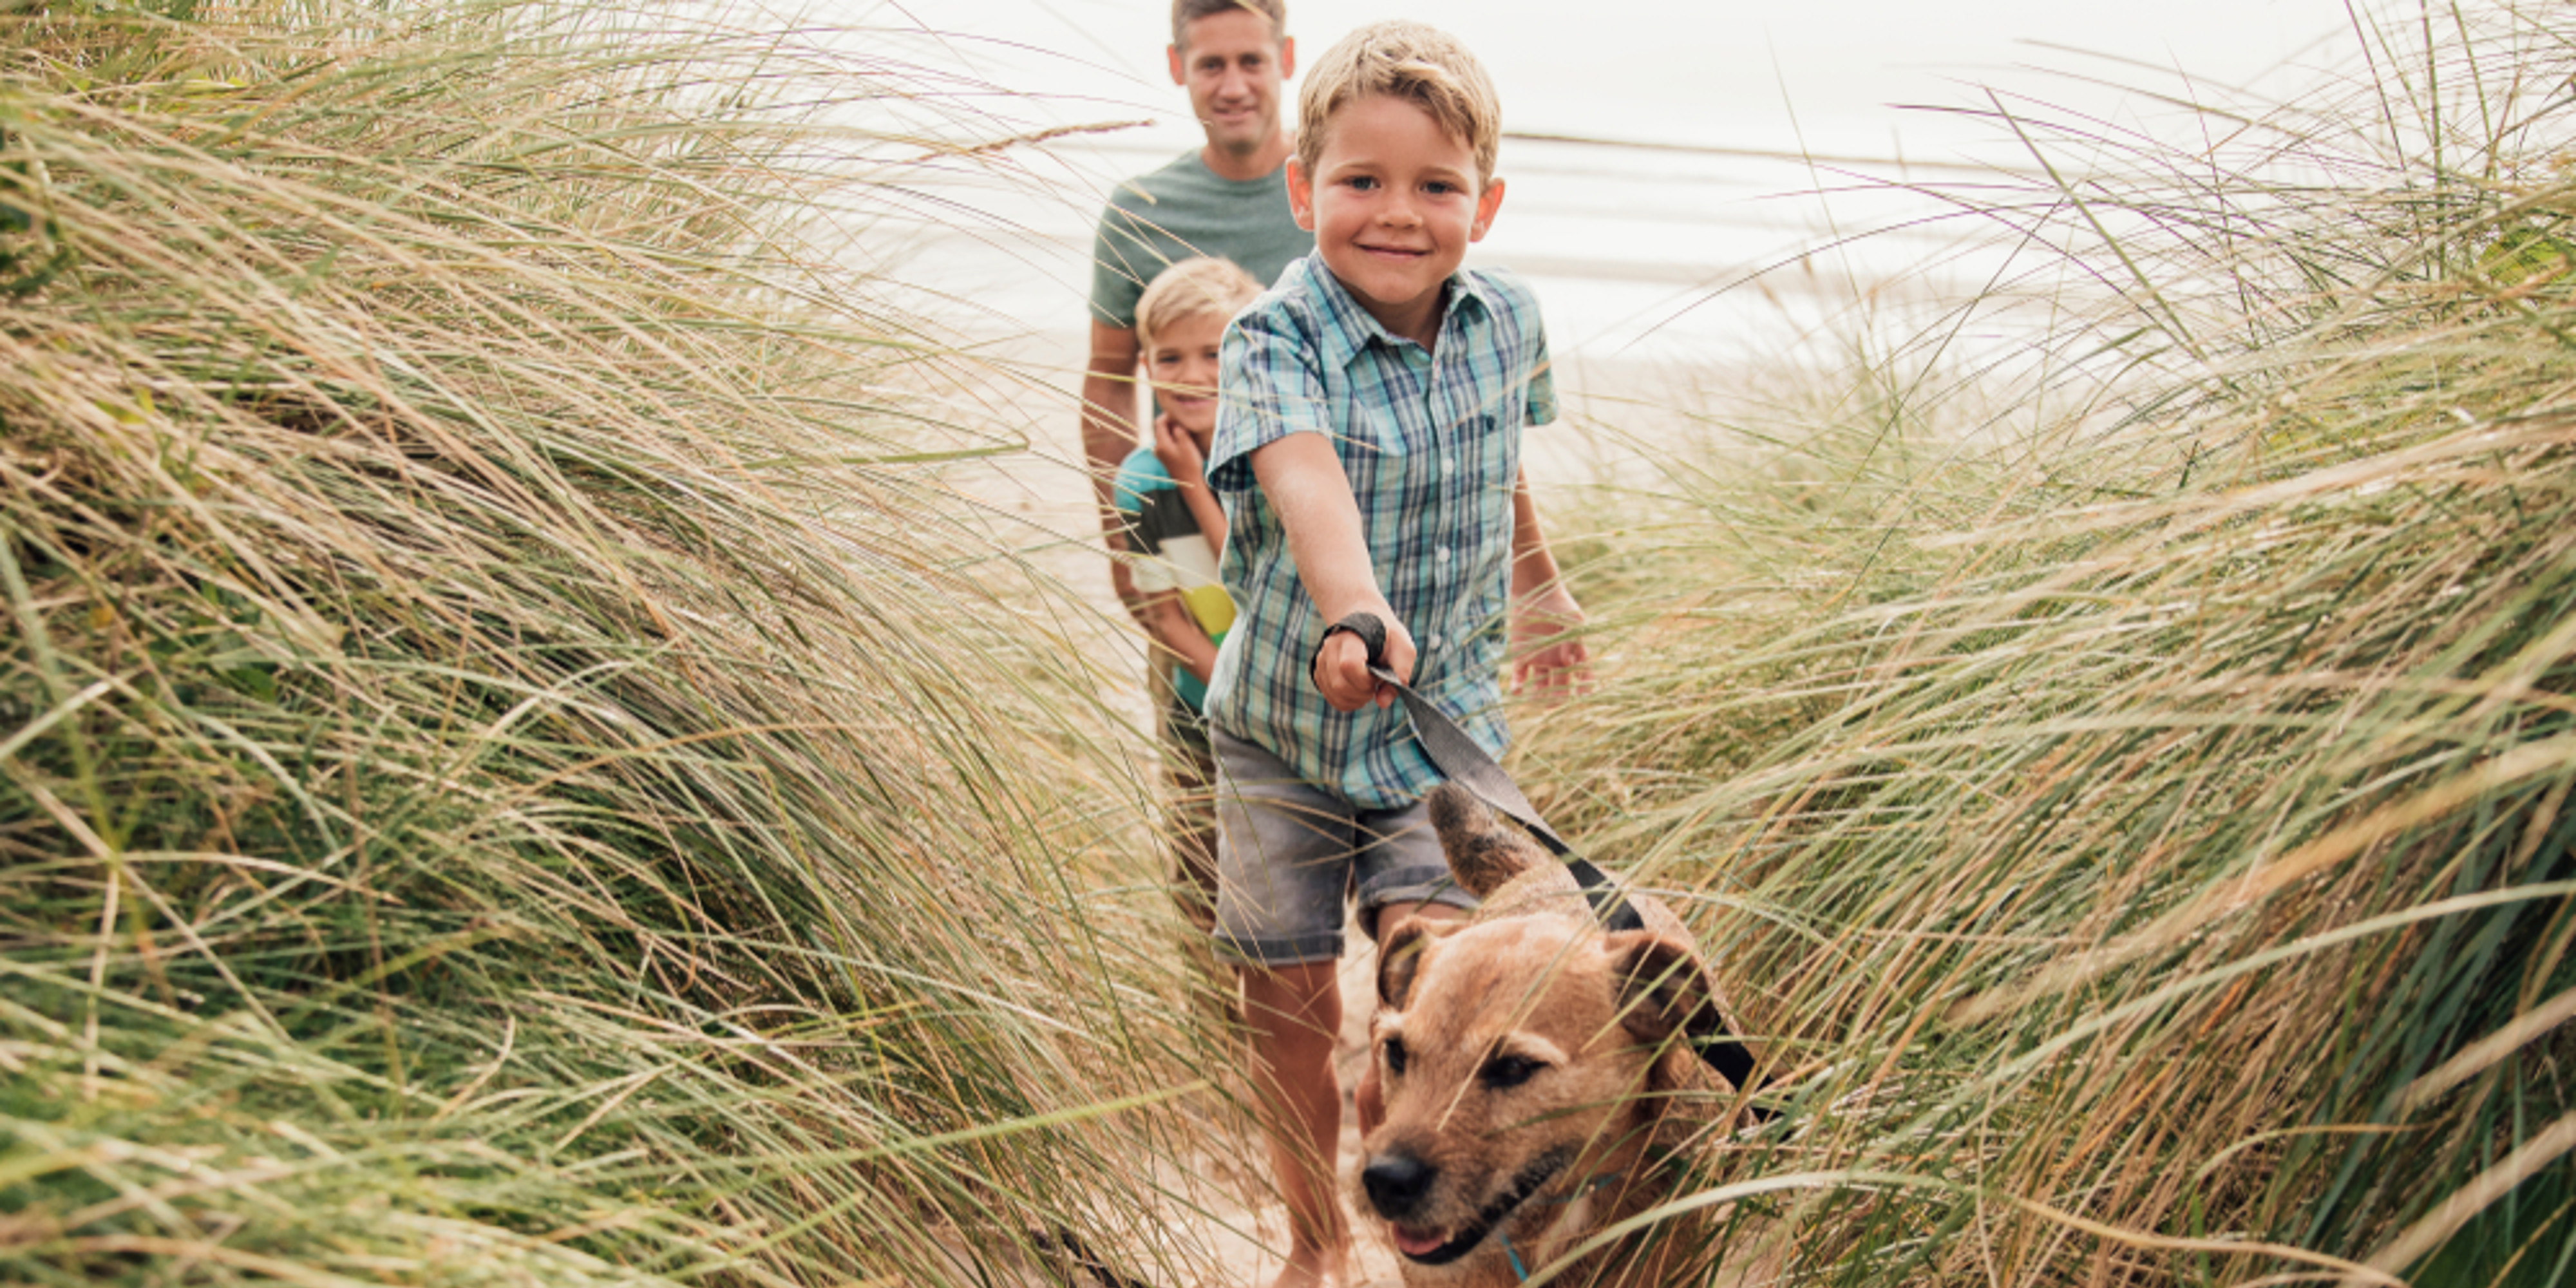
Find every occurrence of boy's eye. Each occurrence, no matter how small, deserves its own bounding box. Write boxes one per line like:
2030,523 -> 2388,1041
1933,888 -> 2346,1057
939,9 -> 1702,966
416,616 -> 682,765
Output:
1345,175 -> 1378,191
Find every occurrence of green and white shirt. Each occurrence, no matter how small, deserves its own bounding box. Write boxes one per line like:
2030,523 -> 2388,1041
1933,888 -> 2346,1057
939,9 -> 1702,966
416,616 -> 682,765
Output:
1114,446 -> 1236,714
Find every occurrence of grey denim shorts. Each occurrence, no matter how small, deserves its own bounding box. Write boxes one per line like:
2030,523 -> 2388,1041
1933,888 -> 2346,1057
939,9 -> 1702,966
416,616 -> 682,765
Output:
1210,728 -> 1477,967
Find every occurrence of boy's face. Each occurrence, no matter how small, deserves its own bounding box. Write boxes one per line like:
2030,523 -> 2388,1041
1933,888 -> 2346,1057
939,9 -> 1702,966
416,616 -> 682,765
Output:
1146,310 -> 1228,441
1285,94 -> 1505,342
1168,11 -> 1294,161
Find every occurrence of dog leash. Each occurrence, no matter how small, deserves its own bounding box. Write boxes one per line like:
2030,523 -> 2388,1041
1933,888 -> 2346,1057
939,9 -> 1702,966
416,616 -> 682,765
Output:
1316,612 -> 1773,1109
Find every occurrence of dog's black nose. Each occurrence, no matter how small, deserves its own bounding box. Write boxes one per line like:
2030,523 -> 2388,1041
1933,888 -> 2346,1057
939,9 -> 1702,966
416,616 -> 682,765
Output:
1361,1149 -> 1437,1218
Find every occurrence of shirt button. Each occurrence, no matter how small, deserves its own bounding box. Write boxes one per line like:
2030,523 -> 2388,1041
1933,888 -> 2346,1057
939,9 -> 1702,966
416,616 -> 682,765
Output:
1442,457 -> 1456,475
1436,546 -> 1452,562
1427,633 -> 1444,650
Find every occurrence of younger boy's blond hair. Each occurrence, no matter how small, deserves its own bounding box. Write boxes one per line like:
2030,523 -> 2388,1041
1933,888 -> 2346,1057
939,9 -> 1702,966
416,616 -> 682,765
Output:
1135,256 -> 1264,350
1294,20 -> 1501,188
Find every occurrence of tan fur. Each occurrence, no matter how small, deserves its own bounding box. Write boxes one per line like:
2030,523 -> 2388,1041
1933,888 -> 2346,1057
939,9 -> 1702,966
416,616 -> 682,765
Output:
1356,784 -> 1746,1287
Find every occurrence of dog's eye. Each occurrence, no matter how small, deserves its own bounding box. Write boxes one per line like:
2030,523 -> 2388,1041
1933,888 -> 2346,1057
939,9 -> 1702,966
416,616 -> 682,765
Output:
1383,1036 -> 1408,1076
1479,1055 -> 1542,1090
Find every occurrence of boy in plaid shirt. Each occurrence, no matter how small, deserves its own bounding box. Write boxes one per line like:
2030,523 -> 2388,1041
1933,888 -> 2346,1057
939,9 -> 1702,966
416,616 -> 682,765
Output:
1197,20 -> 1588,1287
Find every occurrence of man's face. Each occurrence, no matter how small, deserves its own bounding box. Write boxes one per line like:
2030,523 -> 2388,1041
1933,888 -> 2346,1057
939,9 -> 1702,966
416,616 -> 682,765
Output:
1168,9 -> 1294,159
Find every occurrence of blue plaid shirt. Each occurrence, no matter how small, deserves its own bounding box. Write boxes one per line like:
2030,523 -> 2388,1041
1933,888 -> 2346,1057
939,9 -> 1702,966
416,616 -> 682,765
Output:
1201,254 -> 1557,810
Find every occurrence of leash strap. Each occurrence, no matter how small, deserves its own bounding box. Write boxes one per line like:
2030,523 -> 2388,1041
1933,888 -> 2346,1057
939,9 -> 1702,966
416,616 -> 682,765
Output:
1317,612 -> 1772,1106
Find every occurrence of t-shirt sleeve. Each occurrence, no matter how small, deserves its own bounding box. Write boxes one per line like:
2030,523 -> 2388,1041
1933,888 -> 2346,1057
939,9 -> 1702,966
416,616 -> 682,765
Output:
1524,310 -> 1559,428
1088,196 -> 1150,330
1206,303 -> 1331,495
1112,451 -> 1181,594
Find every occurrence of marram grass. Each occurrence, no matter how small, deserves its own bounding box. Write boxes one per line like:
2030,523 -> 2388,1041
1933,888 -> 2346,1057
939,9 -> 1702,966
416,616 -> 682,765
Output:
1528,4 -> 2576,1285
1,3 -> 1215,1285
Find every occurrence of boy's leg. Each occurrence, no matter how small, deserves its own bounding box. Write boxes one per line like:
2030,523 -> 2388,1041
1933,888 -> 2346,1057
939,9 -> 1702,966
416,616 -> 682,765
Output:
1163,702 -> 1220,931
1240,960 -> 1345,1287
1209,731 -> 1363,1288
1158,701 -> 1231,1021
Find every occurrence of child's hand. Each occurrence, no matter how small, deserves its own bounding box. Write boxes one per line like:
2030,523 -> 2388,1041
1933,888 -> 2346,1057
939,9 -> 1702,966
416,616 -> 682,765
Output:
1510,584 -> 1591,702
1151,414 -> 1206,484
1312,608 -> 1416,712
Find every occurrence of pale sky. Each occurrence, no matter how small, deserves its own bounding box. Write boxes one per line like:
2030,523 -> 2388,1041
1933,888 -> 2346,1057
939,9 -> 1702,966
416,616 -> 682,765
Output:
854,0 -> 2365,156
832,0 -> 2386,355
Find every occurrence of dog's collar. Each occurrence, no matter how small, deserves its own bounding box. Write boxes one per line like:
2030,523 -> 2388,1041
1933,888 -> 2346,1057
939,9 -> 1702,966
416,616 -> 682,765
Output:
1494,1171 -> 1622,1285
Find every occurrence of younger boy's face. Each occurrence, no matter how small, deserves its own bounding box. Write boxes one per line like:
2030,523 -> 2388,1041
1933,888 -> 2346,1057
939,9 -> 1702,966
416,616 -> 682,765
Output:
1285,93 -> 1505,344
1146,310 -> 1227,440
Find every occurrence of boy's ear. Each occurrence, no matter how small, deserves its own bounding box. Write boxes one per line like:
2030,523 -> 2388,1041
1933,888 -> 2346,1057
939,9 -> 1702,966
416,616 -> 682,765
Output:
1284,157 -> 1316,232
1470,176 -> 1506,243
1167,43 -> 1185,86
1278,35 -> 1295,79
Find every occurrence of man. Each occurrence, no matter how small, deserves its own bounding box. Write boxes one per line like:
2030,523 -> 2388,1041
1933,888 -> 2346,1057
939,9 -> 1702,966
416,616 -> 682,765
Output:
1083,0 -> 1309,580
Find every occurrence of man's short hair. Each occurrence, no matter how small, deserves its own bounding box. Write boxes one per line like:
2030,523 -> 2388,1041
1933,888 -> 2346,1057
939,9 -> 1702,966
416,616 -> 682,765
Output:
1135,257 -> 1264,351
1171,0 -> 1285,50
1296,20 -> 1501,187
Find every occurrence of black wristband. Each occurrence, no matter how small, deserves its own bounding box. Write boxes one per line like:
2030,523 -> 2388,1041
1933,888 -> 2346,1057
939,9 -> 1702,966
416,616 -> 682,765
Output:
1311,611 -> 1390,682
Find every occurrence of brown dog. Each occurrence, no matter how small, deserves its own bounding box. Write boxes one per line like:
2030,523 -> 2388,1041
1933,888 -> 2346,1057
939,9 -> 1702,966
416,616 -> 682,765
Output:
1354,783 -> 1748,1287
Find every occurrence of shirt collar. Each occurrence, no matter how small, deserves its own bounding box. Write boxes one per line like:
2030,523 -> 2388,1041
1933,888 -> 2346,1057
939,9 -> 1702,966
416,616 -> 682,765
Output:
1298,253 -> 1495,370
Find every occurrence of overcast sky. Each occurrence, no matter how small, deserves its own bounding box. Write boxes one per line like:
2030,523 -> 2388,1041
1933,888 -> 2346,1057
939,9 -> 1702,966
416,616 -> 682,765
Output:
829,0 -> 2398,355
855,0 -> 2369,157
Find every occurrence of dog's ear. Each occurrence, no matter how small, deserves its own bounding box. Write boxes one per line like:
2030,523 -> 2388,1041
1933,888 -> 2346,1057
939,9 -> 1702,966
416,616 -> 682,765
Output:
1605,931 -> 1723,1049
1427,783 -> 1549,898
1378,916 -> 1443,1009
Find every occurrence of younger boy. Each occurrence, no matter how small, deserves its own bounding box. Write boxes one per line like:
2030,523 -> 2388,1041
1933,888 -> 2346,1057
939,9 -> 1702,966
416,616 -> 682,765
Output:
1197,21 -> 1589,1288
1112,256 -> 1265,937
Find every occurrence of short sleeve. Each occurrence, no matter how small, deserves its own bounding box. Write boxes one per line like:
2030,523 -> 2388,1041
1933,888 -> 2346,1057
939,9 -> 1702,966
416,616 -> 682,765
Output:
1088,200 -> 1149,330
1206,304 -> 1331,495
1110,451 -> 1152,519
1524,307 -> 1558,427
1112,452 -> 1182,594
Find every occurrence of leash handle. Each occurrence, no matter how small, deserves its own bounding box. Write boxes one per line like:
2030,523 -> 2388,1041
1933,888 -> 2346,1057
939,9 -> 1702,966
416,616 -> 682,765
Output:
1320,611 -> 1638,918
1313,611 -> 1394,685
1318,614 -> 1774,1118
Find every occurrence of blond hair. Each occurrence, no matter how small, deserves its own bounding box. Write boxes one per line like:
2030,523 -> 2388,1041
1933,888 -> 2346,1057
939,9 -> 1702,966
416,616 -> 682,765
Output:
1295,21 -> 1501,187
1135,256 -> 1263,351
1171,0 -> 1284,50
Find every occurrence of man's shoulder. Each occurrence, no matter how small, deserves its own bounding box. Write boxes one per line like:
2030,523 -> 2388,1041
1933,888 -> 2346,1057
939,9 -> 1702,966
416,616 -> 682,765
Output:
1103,151 -> 1209,213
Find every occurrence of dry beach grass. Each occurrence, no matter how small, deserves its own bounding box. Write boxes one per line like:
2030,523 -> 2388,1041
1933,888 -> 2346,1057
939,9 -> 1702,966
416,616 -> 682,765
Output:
5,1 -> 2576,1286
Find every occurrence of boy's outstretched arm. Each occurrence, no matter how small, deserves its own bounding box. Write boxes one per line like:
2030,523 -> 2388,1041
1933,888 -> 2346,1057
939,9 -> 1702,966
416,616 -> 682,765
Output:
1509,466 -> 1591,699
1249,433 -> 1416,712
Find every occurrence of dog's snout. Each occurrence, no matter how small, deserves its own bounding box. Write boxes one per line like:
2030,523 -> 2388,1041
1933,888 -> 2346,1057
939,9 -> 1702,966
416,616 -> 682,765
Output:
1361,1148 -> 1437,1218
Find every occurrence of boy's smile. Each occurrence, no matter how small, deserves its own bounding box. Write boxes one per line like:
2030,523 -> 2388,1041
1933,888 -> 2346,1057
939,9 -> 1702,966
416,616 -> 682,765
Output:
1287,93 -> 1506,349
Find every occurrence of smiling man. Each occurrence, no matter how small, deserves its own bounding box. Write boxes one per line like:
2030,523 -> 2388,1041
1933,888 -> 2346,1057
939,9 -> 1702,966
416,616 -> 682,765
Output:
1083,1 -> 1307,551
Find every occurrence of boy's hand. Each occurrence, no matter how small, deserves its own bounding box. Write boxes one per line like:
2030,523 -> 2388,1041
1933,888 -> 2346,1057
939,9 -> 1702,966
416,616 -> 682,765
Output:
1312,608 -> 1416,712
1510,583 -> 1591,702
1150,414 -> 1206,483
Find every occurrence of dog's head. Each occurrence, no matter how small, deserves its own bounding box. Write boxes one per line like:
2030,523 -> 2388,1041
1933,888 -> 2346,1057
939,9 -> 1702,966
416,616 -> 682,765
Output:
1357,866 -> 1725,1275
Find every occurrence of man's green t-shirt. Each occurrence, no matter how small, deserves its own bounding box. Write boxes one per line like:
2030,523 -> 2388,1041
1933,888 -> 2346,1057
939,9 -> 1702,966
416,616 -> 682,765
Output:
1088,151 -> 1311,328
